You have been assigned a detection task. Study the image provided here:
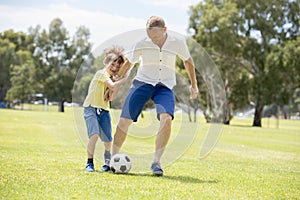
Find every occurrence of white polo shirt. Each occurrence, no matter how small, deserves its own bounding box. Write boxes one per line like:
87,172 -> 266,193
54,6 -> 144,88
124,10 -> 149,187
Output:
127,34 -> 190,89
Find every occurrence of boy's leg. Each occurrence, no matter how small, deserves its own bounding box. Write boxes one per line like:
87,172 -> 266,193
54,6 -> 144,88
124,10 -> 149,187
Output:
87,134 -> 99,158
96,109 -> 113,172
84,106 -> 101,172
101,142 -> 112,172
104,142 -> 111,162
86,134 -> 98,172
104,142 -> 112,152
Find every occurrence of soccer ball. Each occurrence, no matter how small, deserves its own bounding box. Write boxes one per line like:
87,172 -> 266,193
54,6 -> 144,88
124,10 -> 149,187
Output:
110,153 -> 132,174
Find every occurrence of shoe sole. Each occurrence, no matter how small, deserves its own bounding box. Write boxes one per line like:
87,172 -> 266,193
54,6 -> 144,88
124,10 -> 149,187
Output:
152,170 -> 163,176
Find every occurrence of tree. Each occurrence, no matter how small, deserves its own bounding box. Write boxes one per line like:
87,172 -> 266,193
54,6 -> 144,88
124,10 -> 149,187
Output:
175,37 -> 226,123
6,59 -> 35,109
266,35 -> 300,117
30,18 -> 92,112
236,0 -> 299,126
0,30 -> 33,104
188,0 -> 248,124
189,0 -> 300,126
0,38 -> 15,102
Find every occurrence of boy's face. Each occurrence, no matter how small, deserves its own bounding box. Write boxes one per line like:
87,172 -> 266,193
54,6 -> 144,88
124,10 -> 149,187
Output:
107,61 -> 121,75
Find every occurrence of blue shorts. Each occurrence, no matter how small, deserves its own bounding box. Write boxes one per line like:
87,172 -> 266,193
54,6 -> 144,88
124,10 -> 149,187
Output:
83,106 -> 112,142
121,80 -> 175,122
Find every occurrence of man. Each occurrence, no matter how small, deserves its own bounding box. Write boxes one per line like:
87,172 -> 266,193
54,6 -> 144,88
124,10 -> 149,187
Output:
112,16 -> 198,176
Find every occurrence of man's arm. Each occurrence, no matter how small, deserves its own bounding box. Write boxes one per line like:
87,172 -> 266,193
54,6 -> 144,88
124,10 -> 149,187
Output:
104,60 -> 134,101
117,60 -> 133,78
183,57 -> 199,99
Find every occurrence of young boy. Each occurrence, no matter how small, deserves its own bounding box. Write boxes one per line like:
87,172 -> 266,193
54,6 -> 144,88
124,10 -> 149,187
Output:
83,46 -> 126,172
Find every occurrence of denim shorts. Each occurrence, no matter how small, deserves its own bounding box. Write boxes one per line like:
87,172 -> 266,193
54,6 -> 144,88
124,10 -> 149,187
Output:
83,106 -> 112,142
121,80 -> 175,122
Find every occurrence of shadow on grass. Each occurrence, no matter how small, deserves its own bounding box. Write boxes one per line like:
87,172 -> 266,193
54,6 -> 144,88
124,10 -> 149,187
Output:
228,124 -> 253,128
82,170 -> 219,184
126,172 -> 219,184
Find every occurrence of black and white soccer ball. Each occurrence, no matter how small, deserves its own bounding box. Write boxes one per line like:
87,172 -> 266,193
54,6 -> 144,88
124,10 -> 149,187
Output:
110,153 -> 132,174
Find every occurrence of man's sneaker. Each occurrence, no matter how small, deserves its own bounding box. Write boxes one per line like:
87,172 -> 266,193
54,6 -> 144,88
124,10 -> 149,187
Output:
100,159 -> 110,172
85,163 -> 95,172
151,162 -> 163,176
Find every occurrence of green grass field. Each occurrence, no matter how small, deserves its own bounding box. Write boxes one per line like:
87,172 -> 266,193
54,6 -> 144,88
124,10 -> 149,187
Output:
0,106 -> 299,199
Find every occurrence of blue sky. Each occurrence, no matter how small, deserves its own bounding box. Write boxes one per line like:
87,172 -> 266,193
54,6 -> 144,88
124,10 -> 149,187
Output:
0,0 -> 198,48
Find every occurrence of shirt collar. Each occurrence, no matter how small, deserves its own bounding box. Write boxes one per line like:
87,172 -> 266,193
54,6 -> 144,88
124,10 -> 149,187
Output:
145,33 -> 176,43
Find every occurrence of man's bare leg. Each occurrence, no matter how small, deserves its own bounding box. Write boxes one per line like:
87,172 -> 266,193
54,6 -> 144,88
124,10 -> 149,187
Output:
112,118 -> 133,155
153,113 -> 172,163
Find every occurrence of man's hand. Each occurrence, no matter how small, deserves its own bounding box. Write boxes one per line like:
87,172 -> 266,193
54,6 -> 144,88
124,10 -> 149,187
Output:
189,85 -> 199,99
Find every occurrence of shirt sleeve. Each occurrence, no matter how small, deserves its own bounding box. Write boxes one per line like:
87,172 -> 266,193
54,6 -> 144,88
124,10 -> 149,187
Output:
177,38 -> 191,61
126,42 -> 142,64
94,69 -> 110,83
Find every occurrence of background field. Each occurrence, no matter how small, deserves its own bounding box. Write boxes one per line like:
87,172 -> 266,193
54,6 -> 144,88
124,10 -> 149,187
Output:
0,106 -> 299,199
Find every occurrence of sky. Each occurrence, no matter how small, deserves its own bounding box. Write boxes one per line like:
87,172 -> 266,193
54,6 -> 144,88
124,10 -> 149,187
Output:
0,0 -> 199,49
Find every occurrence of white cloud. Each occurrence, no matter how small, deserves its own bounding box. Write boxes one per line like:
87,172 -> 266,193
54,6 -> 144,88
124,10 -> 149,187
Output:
0,2 -> 192,49
0,4 -> 146,47
139,0 -> 195,9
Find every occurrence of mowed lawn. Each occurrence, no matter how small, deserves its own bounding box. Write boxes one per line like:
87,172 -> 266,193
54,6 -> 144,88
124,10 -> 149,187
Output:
0,106 -> 299,199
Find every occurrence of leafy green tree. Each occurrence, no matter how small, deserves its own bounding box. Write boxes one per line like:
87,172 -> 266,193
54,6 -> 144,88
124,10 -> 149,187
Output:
28,25 -> 51,95
1,29 -> 32,52
266,35 -> 300,117
189,0 -> 299,126
0,38 -> 15,102
6,62 -> 35,109
30,18 -> 92,112
6,49 -> 35,107
0,30 -> 33,103
236,0 -> 299,126
188,0 -> 248,124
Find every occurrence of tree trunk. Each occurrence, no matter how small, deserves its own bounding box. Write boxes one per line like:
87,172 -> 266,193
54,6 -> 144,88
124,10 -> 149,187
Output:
193,108 -> 197,122
223,101 -> 231,125
58,100 -> 65,112
204,110 -> 211,123
187,104 -> 192,122
252,103 -> 264,127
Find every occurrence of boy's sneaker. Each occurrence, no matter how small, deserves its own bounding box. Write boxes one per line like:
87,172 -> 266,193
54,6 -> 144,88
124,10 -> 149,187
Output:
85,163 -> 95,172
100,164 -> 110,172
151,162 -> 163,176
100,159 -> 110,172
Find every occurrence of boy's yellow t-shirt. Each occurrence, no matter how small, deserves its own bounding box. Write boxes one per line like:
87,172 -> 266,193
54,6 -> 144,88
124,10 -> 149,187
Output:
83,69 -> 111,110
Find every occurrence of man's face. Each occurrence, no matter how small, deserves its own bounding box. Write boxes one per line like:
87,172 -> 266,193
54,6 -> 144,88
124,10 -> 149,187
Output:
147,27 -> 166,45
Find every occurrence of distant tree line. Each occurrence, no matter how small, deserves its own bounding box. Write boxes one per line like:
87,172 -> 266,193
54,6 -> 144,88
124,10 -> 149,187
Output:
1,0 -> 299,127
0,18 -> 93,112
187,0 -> 300,126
